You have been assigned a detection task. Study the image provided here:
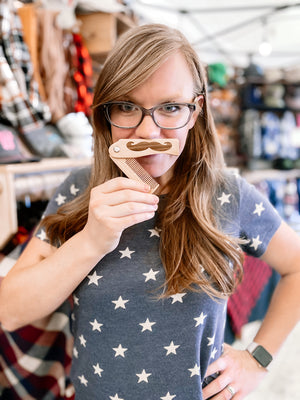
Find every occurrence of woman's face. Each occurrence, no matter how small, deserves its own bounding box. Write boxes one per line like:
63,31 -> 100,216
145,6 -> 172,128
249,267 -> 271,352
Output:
110,52 -> 201,188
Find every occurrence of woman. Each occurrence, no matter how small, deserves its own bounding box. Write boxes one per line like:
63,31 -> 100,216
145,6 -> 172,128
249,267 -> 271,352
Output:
0,24 -> 299,400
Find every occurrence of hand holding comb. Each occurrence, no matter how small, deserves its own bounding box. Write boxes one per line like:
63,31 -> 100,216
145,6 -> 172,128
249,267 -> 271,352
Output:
109,139 -> 179,193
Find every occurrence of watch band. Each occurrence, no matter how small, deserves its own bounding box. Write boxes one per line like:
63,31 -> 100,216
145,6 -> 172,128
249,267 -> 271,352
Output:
246,342 -> 273,370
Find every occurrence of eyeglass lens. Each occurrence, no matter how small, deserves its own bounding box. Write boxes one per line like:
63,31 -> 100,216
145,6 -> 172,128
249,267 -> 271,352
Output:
107,103 -> 193,129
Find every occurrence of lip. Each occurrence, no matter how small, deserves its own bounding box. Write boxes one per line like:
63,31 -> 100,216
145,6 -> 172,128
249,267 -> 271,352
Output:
137,154 -> 161,162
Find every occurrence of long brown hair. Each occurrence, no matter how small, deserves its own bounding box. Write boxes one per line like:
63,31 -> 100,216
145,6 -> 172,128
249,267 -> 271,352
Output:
43,24 -> 244,298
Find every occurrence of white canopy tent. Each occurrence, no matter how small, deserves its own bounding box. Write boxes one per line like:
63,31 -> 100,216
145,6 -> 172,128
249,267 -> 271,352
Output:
127,0 -> 300,71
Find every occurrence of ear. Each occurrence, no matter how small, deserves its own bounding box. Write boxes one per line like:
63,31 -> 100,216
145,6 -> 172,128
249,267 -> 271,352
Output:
187,95 -> 204,129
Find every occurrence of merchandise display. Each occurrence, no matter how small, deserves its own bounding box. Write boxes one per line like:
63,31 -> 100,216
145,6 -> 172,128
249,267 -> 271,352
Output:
0,0 -> 94,162
239,80 -> 300,167
0,124 -> 40,164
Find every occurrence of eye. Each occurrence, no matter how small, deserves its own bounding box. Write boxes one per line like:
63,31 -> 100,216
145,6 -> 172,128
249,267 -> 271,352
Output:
118,102 -> 139,113
158,103 -> 183,114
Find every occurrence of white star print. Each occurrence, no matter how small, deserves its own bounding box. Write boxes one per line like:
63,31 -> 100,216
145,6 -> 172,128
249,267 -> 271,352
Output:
164,341 -> 180,355
109,395 -> 124,400
79,334 -> 87,347
170,292 -> 186,304
211,347 -> 218,359
93,363 -> 104,377
37,229 -> 47,241
55,193 -> 67,206
73,294 -> 79,306
139,318 -> 156,332
89,319 -> 103,332
136,369 -> 152,383
113,344 -> 128,358
73,347 -> 78,358
194,312 -> 207,327
161,392 -> 176,400
253,202 -> 265,216
119,247 -> 135,258
143,268 -> 159,282
217,192 -> 231,206
70,183 -> 80,196
148,227 -> 161,237
78,374 -> 88,386
112,296 -> 129,309
207,334 -> 215,347
87,271 -> 103,286
188,363 -> 200,377
250,235 -> 262,251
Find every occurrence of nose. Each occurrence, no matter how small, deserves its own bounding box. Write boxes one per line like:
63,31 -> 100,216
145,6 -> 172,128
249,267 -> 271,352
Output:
134,114 -> 161,139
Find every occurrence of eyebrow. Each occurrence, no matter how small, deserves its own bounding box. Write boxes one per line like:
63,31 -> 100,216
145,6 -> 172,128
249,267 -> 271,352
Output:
122,94 -> 189,104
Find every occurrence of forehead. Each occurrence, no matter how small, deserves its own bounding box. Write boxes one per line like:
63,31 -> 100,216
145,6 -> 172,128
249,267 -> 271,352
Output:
126,52 -> 195,105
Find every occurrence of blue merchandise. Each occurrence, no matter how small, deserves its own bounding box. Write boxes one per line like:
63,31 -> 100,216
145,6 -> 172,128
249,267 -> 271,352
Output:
260,112 -> 281,159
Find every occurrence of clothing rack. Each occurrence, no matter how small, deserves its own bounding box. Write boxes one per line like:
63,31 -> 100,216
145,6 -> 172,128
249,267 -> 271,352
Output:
0,158 -> 90,249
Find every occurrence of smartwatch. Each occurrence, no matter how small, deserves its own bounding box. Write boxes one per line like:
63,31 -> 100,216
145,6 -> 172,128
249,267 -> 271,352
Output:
246,342 -> 273,369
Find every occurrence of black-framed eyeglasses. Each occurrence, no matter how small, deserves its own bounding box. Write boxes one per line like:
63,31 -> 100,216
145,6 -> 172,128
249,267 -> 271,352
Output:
102,100 -> 198,130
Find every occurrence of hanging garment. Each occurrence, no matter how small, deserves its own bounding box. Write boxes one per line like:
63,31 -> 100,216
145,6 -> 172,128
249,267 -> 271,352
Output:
37,8 -> 70,123
62,31 -> 78,115
17,3 -> 46,101
279,111 -> 298,160
261,112 -> 281,159
72,32 -> 93,116
0,288 -> 74,400
0,0 -> 51,133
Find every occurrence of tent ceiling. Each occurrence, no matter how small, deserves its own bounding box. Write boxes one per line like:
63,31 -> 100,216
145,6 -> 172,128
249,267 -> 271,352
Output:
129,0 -> 300,70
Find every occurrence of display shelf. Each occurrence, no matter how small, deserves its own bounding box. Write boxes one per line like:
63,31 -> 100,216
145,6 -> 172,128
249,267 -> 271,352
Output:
240,80 -> 300,111
242,168 -> 300,184
0,158 -> 91,249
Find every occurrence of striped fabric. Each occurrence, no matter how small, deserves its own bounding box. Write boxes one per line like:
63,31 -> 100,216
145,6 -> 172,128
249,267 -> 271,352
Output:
0,284 -> 74,400
0,0 -> 50,133
0,246 -> 74,400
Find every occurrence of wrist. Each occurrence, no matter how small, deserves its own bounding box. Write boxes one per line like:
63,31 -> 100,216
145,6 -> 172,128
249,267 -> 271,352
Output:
246,342 -> 273,370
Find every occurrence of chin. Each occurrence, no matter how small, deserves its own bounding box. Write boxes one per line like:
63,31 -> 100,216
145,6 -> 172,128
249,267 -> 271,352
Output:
151,168 -> 173,184
138,157 -> 175,181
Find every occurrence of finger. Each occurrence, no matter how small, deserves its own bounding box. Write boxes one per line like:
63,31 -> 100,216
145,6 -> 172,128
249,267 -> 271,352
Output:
205,356 -> 227,378
99,177 -> 152,194
90,192 -> 159,219
103,189 -> 159,207
107,201 -> 158,219
113,210 -> 157,230
202,373 -> 232,400
212,385 -> 238,400
91,180 -> 159,208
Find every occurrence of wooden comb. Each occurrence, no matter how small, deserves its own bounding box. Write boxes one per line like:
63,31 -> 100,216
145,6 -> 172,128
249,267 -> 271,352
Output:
109,139 -> 179,193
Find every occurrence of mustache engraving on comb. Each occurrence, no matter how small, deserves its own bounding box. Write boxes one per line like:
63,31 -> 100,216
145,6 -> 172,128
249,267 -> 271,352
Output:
126,141 -> 172,152
108,138 -> 180,193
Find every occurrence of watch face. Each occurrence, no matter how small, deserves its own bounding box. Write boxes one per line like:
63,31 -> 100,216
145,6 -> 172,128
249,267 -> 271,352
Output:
252,345 -> 273,368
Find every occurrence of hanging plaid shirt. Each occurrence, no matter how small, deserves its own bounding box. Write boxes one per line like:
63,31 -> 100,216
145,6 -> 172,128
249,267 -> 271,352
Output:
0,274 -> 74,400
0,0 -> 50,133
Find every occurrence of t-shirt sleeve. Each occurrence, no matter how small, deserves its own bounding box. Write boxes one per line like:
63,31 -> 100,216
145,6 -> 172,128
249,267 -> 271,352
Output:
237,175 -> 282,257
35,167 -> 90,243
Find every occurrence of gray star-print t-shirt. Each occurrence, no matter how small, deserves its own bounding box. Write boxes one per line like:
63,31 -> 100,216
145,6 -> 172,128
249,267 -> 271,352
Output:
36,167 -> 281,400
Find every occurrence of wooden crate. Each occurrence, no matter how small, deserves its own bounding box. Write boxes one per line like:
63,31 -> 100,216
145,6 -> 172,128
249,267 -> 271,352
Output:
77,12 -> 117,55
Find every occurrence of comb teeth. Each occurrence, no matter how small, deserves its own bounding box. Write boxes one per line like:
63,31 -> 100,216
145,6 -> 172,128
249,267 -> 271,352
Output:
111,157 -> 159,193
